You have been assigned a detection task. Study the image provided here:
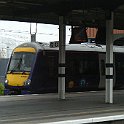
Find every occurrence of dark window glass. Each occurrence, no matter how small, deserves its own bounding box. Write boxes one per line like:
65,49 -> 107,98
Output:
115,53 -> 124,74
116,61 -> 124,74
48,56 -> 57,77
101,60 -> 105,75
78,60 -> 98,75
67,52 -> 98,76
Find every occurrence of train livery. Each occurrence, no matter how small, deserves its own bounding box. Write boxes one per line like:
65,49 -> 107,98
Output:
4,42 -> 124,94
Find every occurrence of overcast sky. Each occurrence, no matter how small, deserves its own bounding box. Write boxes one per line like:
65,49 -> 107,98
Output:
0,20 -> 71,43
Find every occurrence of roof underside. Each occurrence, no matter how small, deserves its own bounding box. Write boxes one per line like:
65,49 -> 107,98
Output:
0,0 -> 124,29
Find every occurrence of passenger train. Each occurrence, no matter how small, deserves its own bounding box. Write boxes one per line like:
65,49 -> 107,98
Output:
4,41 -> 124,94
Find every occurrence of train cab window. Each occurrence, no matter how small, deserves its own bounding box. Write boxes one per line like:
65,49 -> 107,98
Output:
8,52 -> 35,72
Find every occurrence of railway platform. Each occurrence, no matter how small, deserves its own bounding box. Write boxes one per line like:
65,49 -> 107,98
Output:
0,90 -> 124,123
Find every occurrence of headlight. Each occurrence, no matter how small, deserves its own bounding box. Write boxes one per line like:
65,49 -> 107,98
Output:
24,79 -> 31,86
5,79 -> 8,84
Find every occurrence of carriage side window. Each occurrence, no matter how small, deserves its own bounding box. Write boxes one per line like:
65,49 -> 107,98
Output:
68,61 -> 74,74
48,56 -> 57,77
116,61 -> 124,74
68,59 -> 98,75
101,60 -> 105,75
79,60 -> 98,75
79,61 -> 87,74
115,54 -> 124,74
67,60 -> 77,75
67,53 -> 99,75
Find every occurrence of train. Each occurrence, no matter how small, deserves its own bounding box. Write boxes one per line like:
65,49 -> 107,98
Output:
4,41 -> 124,94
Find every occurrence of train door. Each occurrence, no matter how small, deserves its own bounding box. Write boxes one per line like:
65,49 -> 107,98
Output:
99,53 -> 106,89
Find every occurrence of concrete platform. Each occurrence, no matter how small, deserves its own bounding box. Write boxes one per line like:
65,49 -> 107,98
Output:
0,90 -> 124,124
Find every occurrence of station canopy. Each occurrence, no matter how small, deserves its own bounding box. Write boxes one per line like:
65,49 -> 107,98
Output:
0,0 -> 124,29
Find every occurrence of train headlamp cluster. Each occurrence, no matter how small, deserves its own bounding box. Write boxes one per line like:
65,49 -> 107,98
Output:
5,79 -> 8,84
24,79 -> 31,86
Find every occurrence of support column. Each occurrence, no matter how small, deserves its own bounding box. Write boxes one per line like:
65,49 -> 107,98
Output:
58,16 -> 66,100
30,23 -> 37,42
105,12 -> 114,103
31,33 -> 36,42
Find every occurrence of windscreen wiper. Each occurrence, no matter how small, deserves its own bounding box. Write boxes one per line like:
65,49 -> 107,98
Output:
22,70 -> 30,75
7,70 -> 16,74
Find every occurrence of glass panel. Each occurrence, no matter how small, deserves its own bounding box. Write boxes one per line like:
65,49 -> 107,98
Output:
101,60 -> 105,76
79,60 -> 98,75
8,52 -> 35,72
48,56 -> 55,77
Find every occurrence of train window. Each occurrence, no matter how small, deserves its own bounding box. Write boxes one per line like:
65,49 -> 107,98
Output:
68,61 -> 75,74
79,60 -> 98,75
115,53 -> 124,74
8,52 -> 35,72
79,61 -> 87,74
101,60 -> 105,75
66,59 -> 77,76
116,61 -> 124,74
67,52 -> 99,76
48,56 -> 57,77
67,59 -> 98,75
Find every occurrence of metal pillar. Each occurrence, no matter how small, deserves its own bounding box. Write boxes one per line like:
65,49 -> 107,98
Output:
31,33 -> 36,42
105,12 -> 114,103
30,23 -> 37,42
58,16 -> 66,99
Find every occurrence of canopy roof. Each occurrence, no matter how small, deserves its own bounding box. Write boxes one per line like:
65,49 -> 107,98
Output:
0,0 -> 124,29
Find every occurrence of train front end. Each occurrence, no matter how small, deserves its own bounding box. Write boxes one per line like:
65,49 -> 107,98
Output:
5,46 -> 35,94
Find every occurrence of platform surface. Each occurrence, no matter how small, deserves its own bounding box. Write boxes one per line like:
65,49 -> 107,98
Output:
0,90 -> 124,124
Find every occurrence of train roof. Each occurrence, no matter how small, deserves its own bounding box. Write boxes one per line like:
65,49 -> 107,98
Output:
16,42 -> 124,53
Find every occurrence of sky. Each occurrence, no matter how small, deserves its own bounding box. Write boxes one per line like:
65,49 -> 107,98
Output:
0,20 -> 71,44
0,20 -> 71,58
